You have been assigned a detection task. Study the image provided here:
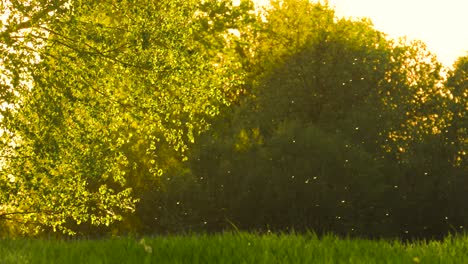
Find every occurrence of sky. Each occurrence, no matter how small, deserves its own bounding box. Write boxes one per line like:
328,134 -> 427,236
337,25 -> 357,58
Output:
253,0 -> 468,68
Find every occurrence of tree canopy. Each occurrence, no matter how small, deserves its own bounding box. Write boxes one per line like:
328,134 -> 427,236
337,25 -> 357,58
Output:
0,0 -> 252,234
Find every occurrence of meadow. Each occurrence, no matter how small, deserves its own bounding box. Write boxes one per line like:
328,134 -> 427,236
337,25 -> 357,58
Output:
1,232 -> 468,264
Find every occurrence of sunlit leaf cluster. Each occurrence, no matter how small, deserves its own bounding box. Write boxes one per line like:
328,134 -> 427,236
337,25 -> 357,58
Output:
0,0 -> 248,234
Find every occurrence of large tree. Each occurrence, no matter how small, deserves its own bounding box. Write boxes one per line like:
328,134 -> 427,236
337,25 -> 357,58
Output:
183,0 -> 464,238
0,0 -> 251,235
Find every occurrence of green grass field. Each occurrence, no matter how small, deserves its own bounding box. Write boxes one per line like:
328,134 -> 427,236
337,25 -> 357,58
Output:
1,232 -> 468,263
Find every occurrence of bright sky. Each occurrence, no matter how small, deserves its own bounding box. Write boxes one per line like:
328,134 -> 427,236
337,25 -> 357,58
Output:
253,0 -> 468,68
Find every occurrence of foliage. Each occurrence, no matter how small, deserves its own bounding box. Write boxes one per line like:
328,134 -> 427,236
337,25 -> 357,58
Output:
444,55 -> 467,168
0,0 -> 250,235
175,0 -> 466,239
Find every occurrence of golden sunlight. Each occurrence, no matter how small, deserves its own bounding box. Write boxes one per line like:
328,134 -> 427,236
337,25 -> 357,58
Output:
253,0 -> 468,68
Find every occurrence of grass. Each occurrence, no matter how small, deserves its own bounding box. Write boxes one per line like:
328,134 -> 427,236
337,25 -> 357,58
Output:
1,232 -> 468,263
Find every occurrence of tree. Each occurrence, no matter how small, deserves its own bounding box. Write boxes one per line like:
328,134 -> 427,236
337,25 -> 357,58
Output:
0,0 -> 250,235
444,55 -> 467,169
184,0 -> 463,239
184,1 -> 391,235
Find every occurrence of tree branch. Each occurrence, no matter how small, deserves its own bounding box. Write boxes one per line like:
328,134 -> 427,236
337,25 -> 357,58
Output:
0,209 -> 55,218
0,1 -> 67,41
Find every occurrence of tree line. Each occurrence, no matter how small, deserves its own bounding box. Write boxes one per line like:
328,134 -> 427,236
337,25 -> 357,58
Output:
0,0 -> 466,239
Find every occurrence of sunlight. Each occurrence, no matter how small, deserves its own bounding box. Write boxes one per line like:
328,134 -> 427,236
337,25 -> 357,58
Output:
253,0 -> 468,68
325,0 -> 468,67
